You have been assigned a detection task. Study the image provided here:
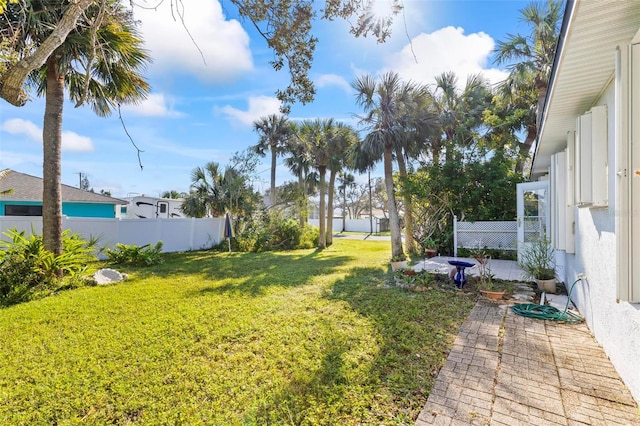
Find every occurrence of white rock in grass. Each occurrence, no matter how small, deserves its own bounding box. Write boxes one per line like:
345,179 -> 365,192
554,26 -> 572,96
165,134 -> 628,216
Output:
94,268 -> 125,285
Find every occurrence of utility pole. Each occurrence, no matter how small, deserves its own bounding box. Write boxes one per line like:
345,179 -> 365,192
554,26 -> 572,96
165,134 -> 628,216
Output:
76,172 -> 83,188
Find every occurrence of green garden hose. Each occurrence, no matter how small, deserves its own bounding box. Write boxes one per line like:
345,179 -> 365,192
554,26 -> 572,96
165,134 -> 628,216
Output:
511,279 -> 583,323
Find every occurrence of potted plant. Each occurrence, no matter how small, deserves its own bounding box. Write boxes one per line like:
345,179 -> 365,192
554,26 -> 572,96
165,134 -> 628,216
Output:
423,238 -> 438,258
518,235 -> 557,293
471,247 -> 504,299
390,254 -> 407,271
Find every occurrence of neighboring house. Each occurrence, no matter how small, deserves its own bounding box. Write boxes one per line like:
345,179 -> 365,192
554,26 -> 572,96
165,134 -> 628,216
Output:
0,170 -> 126,218
531,1 -> 640,404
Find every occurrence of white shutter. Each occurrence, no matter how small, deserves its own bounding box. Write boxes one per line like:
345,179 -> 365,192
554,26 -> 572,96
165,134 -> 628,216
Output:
591,105 -> 608,206
566,131 -> 576,253
616,35 -> 640,303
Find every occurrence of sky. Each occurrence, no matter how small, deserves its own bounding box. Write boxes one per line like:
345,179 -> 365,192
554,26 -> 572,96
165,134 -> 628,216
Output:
0,0 -> 531,198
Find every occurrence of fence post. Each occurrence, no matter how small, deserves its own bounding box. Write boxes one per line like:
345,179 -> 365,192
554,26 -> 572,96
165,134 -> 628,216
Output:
453,214 -> 458,257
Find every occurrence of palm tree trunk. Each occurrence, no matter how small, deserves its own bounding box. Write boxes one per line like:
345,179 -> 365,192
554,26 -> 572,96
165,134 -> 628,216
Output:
515,123 -> 537,174
342,186 -> 347,232
269,147 -> 277,208
326,170 -> 336,246
395,147 -> 416,254
318,166 -> 327,249
384,145 -> 404,260
42,56 -> 64,259
298,173 -> 305,228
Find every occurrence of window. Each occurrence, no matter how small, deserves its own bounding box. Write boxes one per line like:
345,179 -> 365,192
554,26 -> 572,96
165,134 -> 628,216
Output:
4,204 -> 43,216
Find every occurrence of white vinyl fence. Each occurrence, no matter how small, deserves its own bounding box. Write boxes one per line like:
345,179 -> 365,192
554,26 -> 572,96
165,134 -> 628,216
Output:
308,218 -> 382,233
453,215 -> 517,257
0,216 -> 224,253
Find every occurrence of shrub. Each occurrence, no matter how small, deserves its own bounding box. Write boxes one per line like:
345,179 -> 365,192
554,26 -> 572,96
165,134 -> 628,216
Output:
233,211 -> 317,252
0,229 -> 98,306
105,241 -> 164,266
298,224 -> 319,249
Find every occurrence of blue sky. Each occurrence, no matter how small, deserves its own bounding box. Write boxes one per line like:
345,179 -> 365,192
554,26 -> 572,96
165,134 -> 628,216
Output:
0,0 -> 530,198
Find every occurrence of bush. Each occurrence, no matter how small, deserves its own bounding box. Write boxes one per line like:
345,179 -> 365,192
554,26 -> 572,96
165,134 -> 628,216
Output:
0,229 -> 98,306
233,211 -> 317,252
105,241 -> 164,266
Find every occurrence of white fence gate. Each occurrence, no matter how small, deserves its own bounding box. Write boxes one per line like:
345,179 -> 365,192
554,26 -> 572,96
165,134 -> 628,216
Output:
453,215 -> 517,257
0,216 -> 224,253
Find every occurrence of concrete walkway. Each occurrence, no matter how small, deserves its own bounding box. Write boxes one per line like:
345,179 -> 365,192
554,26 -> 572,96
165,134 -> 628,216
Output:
416,301 -> 640,425
413,255 -> 527,282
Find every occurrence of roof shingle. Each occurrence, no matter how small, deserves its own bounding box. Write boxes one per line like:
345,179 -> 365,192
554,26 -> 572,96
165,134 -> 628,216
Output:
0,170 -> 127,204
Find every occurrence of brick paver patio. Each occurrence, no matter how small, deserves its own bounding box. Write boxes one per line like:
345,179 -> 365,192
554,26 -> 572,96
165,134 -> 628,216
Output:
416,301 -> 640,425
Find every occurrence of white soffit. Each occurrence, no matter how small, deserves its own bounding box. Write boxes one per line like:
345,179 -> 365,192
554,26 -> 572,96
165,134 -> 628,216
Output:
533,0 -> 640,177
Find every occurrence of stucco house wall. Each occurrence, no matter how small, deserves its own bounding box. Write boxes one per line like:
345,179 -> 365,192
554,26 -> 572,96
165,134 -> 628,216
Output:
533,1 -> 640,403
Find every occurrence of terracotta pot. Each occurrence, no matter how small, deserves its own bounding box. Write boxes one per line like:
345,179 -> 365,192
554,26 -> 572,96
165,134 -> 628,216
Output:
403,269 -> 416,276
480,289 -> 505,300
425,249 -> 437,258
536,278 -> 556,293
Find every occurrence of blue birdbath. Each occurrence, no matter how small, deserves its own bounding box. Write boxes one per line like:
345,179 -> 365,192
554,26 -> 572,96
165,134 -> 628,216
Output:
448,260 -> 475,289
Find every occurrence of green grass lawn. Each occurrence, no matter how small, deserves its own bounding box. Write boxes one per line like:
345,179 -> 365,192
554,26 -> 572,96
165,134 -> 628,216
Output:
0,239 -> 476,425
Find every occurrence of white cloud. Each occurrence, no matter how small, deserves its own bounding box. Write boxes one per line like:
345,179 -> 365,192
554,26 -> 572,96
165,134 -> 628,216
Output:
383,26 -> 508,88
1,118 -> 94,152
121,93 -> 183,117
218,96 -> 282,126
134,0 -> 253,82
316,74 -> 352,95
1,118 -> 40,141
62,131 -> 94,152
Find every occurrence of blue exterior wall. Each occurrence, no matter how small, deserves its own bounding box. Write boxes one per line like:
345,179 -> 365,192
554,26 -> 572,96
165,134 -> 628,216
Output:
0,201 -> 116,218
62,203 -> 116,218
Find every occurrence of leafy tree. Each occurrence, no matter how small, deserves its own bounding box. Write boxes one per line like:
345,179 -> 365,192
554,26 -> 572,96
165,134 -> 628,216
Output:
252,114 -> 293,208
4,1 -> 150,257
1,0 -> 400,108
493,0 -> 563,172
79,174 -> 90,191
407,150 -> 523,254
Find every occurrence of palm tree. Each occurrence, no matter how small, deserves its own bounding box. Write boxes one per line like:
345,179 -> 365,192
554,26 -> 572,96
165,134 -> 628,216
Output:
392,85 -> 438,253
0,169 -> 13,195
429,72 -> 492,164
299,118 -> 334,248
338,172 -> 355,232
283,124 -> 314,227
181,162 -> 227,218
325,122 -> 358,246
12,1 -> 150,256
352,71 -> 428,260
252,114 -> 292,208
161,190 -> 187,199
494,0 -> 563,172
